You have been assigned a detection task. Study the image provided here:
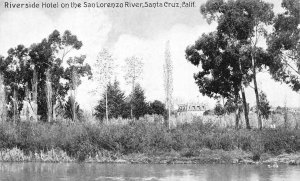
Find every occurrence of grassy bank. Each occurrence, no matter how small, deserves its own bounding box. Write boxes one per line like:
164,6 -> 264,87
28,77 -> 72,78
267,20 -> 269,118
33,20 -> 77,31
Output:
0,119 -> 300,164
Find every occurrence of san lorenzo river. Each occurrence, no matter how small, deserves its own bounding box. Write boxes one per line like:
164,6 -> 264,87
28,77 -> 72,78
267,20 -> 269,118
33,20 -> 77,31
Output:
0,162 -> 299,181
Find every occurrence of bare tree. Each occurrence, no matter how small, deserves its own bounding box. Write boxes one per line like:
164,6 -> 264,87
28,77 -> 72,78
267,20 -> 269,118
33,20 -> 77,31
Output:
124,56 -> 143,119
163,41 -> 173,128
93,49 -> 114,124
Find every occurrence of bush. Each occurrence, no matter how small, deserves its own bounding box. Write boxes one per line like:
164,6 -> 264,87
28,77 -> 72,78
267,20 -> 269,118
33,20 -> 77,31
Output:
261,128 -> 300,154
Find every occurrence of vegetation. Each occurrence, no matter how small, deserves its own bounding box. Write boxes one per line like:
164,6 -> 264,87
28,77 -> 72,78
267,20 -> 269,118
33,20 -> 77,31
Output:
130,84 -> 148,119
148,100 -> 167,119
94,80 -> 166,121
94,80 -> 130,120
163,40 -> 174,123
0,30 -> 92,121
123,56 -> 144,119
0,119 -> 299,162
92,48 -> 115,123
186,0 -> 299,130
0,0 -> 299,165
267,0 -> 300,91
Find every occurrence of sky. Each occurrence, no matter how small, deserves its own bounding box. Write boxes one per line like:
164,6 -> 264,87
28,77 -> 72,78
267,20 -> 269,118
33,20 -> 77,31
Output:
0,0 -> 299,110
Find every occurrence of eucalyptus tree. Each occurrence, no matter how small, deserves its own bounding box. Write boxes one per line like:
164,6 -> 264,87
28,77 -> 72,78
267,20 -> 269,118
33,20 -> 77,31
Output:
186,32 -> 253,129
267,0 -> 300,91
0,30 -> 92,121
200,0 -> 274,129
0,45 -> 31,121
64,55 -> 91,121
30,30 -> 91,121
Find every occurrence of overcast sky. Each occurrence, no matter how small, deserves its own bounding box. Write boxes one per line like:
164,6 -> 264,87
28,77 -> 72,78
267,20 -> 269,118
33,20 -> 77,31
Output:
0,0 -> 299,110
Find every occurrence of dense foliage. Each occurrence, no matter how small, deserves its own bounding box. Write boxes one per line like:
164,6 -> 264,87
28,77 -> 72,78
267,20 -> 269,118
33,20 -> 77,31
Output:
267,0 -> 300,91
0,120 -> 299,161
94,81 -> 167,121
130,84 -> 148,119
94,80 -> 130,120
0,30 -> 92,121
148,100 -> 167,119
186,0 -> 279,129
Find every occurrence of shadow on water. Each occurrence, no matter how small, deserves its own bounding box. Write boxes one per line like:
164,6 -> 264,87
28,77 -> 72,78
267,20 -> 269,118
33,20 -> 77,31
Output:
0,162 -> 300,181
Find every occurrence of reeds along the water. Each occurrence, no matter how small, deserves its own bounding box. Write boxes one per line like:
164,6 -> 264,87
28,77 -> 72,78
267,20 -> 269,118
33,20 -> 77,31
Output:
0,74 -> 7,121
0,147 -> 73,162
46,69 -> 53,122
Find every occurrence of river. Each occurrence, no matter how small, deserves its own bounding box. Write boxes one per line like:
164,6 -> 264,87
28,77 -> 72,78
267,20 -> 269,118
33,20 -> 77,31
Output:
0,162 -> 299,181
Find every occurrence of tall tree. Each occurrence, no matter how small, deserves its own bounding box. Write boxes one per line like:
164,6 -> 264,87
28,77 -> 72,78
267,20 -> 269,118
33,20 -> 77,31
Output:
92,49 -> 115,124
124,56 -> 143,119
29,30 -> 83,121
0,30 -> 92,121
1,45 -> 31,121
185,32 -> 252,129
163,41 -> 173,128
64,55 -> 92,121
267,0 -> 300,91
200,0 -> 274,129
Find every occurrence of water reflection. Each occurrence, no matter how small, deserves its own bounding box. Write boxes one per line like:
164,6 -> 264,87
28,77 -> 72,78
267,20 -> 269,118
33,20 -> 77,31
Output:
0,162 -> 299,181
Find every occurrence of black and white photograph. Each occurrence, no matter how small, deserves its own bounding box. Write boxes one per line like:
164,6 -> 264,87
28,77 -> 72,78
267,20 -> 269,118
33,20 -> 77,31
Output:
0,0 -> 299,180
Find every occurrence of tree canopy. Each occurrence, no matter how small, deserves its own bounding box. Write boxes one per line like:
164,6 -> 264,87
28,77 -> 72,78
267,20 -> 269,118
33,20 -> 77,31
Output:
267,0 -> 300,91
187,0 -> 275,129
0,30 -> 92,121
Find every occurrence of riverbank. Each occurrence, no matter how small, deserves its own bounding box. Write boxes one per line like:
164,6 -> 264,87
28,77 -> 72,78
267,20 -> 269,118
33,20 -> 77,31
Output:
1,147 -> 300,165
0,120 -> 300,165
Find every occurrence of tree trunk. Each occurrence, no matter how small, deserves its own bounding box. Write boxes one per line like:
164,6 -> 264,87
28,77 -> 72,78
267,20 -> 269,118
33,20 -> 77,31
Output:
32,69 -> 38,121
238,58 -> 250,129
13,89 -> 17,124
284,102 -> 288,129
105,88 -> 108,124
252,55 -> 262,129
222,97 -> 226,127
241,87 -> 251,129
0,74 -> 7,122
234,95 -> 240,130
72,93 -> 76,122
168,106 -> 171,129
130,80 -> 135,120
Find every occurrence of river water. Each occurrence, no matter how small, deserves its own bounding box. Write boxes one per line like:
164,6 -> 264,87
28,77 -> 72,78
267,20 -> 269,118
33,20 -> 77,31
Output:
0,162 -> 299,181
